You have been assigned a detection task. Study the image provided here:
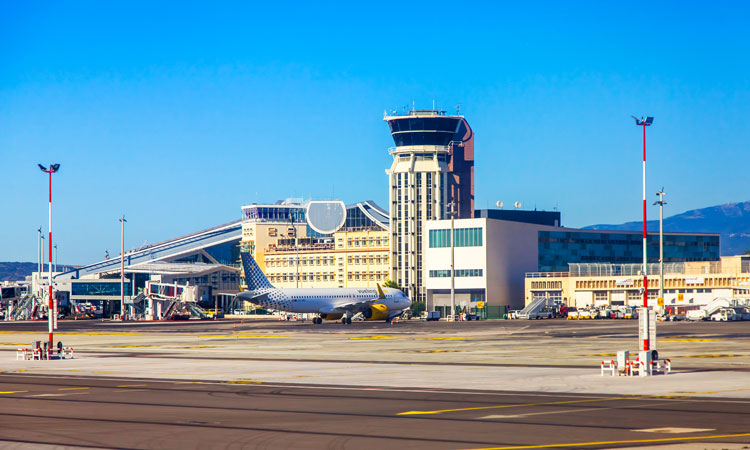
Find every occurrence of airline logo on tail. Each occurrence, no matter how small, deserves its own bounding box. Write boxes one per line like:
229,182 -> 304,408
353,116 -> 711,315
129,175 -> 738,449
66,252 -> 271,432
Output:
240,253 -> 274,292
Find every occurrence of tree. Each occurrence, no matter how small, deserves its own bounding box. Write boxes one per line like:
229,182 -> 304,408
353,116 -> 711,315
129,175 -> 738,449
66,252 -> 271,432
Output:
383,280 -> 403,292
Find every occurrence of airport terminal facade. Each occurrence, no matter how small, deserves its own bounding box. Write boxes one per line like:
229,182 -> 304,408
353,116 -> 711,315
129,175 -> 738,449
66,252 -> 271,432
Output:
424,211 -> 720,316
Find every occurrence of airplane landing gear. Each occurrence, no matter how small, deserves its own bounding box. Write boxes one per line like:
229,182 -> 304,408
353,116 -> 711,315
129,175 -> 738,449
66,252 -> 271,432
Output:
342,317 -> 352,325
313,317 -> 322,325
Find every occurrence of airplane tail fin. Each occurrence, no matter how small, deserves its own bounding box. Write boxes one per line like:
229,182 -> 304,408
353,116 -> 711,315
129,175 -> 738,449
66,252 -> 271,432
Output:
240,252 -> 274,291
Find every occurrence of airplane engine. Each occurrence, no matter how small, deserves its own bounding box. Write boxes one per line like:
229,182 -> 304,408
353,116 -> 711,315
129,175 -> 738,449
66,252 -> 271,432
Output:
362,304 -> 389,321
320,313 -> 343,321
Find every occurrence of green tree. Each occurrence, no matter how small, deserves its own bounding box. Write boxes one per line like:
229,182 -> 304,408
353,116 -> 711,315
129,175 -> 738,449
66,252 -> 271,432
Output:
383,280 -> 402,292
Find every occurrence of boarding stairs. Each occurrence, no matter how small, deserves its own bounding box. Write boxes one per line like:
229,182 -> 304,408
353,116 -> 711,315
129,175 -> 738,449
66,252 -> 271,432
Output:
11,295 -> 44,321
687,297 -> 731,321
517,297 -> 550,319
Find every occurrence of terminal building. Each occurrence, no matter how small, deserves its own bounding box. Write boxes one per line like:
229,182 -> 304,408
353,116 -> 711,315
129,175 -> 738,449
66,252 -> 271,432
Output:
525,255 -> 748,312
240,199 -> 391,290
24,221 -> 244,317
384,109 -> 475,305
424,210 -> 720,317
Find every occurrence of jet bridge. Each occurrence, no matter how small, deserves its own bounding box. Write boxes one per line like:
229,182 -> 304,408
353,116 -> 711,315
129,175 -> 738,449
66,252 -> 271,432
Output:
56,220 -> 242,280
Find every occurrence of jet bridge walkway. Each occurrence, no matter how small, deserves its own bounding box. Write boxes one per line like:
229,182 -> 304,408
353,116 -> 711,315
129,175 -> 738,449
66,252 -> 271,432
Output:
56,220 -> 242,279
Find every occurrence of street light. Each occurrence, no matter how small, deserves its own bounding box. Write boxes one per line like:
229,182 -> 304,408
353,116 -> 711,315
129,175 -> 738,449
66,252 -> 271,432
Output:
288,213 -> 300,288
39,163 -> 60,351
447,201 -> 457,322
120,215 -> 126,320
632,116 -> 653,352
654,189 -> 667,313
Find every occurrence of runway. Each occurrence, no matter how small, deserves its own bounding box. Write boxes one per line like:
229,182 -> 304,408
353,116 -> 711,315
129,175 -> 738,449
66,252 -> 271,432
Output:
1,374 -> 749,449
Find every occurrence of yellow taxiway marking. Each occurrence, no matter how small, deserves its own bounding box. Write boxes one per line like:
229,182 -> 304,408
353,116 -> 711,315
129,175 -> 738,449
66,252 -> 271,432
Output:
659,338 -> 726,343
58,387 -> 89,391
398,396 -> 635,415
116,384 -> 147,388
459,432 -> 750,450
0,331 -> 46,335
0,391 -> 28,394
167,346 -> 220,349
349,336 -> 408,340
174,381 -> 205,384
681,353 -> 746,358
677,388 -> 750,395
415,337 -> 475,341
200,334 -> 293,339
408,350 -> 466,353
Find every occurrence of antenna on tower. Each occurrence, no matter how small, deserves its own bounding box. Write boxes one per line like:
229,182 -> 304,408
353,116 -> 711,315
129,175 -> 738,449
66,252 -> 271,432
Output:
456,104 -> 461,115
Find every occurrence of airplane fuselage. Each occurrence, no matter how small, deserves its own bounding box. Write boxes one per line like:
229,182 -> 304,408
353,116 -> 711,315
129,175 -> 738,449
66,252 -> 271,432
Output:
237,287 -> 410,316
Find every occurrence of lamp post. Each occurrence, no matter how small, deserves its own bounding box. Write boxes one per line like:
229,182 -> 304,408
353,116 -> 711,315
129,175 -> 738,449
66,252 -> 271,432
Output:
38,163 -> 60,351
654,189 -> 667,312
120,215 -> 126,320
37,227 -> 42,275
288,213 -> 300,288
447,201 -> 457,322
632,116 -> 653,351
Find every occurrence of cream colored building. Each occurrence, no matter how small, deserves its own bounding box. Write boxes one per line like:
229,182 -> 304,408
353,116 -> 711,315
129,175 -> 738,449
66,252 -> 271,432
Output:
525,255 -> 750,310
240,201 -> 391,291
264,229 -> 390,288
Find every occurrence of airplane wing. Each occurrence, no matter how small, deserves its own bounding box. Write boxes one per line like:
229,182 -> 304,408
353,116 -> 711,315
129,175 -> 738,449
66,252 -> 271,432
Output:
318,284 -> 386,314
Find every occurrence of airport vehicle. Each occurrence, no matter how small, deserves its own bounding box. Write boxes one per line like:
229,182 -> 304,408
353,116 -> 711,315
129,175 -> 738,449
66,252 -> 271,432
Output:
710,308 -> 738,321
686,298 -> 732,321
237,253 -> 411,324
527,306 -> 554,320
421,311 -> 441,321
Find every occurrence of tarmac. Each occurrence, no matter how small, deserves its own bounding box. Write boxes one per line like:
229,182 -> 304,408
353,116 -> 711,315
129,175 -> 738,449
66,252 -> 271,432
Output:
0,318 -> 748,449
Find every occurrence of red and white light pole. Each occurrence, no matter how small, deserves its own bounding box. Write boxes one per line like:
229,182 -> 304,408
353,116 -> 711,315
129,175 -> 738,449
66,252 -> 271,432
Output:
39,163 -> 60,351
632,116 -> 653,351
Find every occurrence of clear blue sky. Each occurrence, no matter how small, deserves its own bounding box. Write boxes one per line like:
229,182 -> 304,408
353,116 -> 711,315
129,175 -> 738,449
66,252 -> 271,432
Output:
2,1 -> 749,264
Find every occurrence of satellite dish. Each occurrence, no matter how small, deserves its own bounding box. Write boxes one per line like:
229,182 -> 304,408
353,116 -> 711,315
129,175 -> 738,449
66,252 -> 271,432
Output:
514,201 -> 522,209
496,201 -> 503,208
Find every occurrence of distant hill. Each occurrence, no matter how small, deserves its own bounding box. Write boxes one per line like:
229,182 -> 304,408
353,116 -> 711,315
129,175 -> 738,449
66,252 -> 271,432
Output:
0,262 -> 37,282
0,262 -> 77,282
584,201 -> 750,256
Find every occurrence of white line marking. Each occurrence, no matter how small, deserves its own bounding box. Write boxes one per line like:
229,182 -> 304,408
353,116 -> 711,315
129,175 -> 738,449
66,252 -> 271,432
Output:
634,427 -> 716,434
30,393 -> 89,397
480,407 -> 605,419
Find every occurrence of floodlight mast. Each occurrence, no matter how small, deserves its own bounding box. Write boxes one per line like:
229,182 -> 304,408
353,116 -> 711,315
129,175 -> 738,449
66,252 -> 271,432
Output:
654,189 -> 667,313
39,163 -> 60,351
632,116 -> 653,351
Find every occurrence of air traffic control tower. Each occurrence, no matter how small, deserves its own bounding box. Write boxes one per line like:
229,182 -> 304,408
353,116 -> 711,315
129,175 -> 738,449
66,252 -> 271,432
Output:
384,108 -> 475,305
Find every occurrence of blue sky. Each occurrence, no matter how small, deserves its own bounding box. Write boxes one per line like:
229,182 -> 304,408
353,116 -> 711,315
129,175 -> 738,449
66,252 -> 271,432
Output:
2,1 -> 749,264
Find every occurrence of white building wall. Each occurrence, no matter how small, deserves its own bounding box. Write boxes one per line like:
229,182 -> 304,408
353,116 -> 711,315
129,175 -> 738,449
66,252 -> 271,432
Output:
425,218 -> 558,310
485,219 -> 546,309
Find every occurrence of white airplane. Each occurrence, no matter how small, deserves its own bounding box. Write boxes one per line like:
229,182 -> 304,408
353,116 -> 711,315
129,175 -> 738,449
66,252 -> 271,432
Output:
237,253 -> 411,324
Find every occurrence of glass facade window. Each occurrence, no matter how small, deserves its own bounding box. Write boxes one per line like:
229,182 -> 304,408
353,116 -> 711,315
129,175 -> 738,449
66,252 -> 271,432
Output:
428,228 -> 483,248
538,231 -> 720,272
73,282 -> 132,296
429,269 -> 483,277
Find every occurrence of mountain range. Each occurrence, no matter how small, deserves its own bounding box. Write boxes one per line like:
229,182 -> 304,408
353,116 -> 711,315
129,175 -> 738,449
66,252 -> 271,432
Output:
584,201 -> 750,256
